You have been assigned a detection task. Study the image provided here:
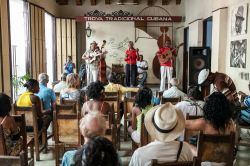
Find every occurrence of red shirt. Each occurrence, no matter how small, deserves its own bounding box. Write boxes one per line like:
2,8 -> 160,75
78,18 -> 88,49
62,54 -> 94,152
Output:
157,47 -> 177,67
125,49 -> 138,65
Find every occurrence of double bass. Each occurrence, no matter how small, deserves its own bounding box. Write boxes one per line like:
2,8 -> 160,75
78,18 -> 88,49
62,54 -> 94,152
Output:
99,40 -> 108,84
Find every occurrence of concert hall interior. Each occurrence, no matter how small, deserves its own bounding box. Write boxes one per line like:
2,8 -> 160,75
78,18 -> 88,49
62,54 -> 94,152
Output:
0,0 -> 250,166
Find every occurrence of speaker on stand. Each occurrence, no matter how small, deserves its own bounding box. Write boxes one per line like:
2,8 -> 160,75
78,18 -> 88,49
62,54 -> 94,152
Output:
188,47 -> 211,87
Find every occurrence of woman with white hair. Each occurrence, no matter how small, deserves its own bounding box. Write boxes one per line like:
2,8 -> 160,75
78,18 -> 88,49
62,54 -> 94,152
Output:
60,73 -> 81,100
61,111 -> 107,166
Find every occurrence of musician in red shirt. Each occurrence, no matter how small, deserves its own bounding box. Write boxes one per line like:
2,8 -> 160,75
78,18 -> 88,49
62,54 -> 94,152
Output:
125,41 -> 139,87
156,40 -> 177,91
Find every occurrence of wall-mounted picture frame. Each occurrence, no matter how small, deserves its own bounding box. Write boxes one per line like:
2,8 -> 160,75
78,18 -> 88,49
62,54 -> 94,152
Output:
230,39 -> 247,68
231,3 -> 248,36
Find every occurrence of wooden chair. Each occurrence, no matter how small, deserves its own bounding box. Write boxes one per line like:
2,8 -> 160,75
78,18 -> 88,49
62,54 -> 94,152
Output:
161,97 -> 181,105
131,113 -> 151,152
124,97 -> 135,141
13,104 -> 48,161
61,98 -> 81,113
54,104 -> 82,166
13,114 -> 34,166
0,115 -> 34,165
151,159 -> 193,166
235,106 -> 250,148
104,91 -> 119,98
195,131 -> 235,166
103,95 -> 120,124
0,151 -> 28,166
184,114 -> 203,142
156,91 -> 163,99
55,92 -> 60,104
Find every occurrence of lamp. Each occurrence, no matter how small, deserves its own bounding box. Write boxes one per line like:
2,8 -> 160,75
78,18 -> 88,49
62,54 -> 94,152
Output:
85,23 -> 92,37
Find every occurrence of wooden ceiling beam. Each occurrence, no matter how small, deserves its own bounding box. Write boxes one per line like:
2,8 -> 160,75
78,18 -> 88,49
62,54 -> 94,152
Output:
75,0 -> 82,5
148,0 -> 154,6
133,0 -> 139,3
105,0 -> 111,4
162,0 -> 171,5
176,0 -> 181,4
90,0 -> 96,5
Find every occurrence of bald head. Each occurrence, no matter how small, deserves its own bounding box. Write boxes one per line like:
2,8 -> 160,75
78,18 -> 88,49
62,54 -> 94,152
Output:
79,111 -> 106,139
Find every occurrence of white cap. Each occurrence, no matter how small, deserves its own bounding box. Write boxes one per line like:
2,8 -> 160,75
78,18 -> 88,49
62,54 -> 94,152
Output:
198,69 -> 210,85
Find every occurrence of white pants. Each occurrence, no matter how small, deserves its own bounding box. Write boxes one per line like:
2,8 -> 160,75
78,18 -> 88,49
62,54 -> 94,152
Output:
160,66 -> 173,91
86,63 -> 98,85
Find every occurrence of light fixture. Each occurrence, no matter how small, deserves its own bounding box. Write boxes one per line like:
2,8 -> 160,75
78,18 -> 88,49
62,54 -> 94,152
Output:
85,23 -> 92,37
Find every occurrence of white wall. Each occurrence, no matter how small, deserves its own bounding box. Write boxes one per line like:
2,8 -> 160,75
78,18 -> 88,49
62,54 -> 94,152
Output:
226,0 -> 250,93
85,22 -> 159,83
185,0 -> 250,93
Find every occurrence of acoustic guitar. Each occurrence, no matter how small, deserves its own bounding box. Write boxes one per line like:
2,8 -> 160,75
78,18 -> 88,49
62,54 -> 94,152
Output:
157,43 -> 184,64
85,51 -> 107,64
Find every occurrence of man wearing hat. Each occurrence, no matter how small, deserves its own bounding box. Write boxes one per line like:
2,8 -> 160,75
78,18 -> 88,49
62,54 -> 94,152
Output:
82,41 -> 100,85
198,69 -> 239,104
129,103 -> 193,166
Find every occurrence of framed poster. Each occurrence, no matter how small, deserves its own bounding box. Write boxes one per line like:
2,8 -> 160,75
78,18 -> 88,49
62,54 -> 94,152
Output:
230,39 -> 247,68
231,4 -> 248,36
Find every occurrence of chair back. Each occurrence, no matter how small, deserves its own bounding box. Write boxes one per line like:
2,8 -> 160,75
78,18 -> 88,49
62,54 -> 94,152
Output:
55,92 -> 60,104
104,96 -> 120,124
61,98 -> 80,113
184,114 -> 203,142
54,104 -> 81,145
140,113 -> 150,147
104,91 -> 119,98
151,159 -> 193,166
124,97 -> 135,114
156,91 -> 163,99
13,104 -> 38,133
195,131 -> 235,166
161,97 -> 181,105
0,125 -> 7,155
0,151 -> 27,166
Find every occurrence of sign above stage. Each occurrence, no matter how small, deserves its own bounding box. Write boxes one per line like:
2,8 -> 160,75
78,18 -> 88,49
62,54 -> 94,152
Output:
76,16 -> 183,22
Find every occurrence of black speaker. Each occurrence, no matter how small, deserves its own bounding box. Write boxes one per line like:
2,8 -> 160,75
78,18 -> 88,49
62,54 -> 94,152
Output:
189,47 -> 211,86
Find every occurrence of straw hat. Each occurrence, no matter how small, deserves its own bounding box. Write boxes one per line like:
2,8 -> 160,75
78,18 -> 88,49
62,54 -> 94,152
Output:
145,103 -> 185,142
198,69 -> 210,85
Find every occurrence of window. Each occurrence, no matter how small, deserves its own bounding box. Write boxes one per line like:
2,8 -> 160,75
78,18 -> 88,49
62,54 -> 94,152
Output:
203,17 -> 213,48
9,0 -> 30,99
45,12 -> 55,87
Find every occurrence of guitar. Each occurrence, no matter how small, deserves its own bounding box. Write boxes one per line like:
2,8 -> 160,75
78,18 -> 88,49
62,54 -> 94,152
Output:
157,43 -> 183,64
85,51 -> 108,64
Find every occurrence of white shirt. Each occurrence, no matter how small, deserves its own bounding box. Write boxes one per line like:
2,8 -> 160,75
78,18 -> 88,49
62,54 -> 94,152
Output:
53,81 -> 67,93
137,60 -> 148,74
163,86 -> 187,100
129,141 -> 194,166
175,100 -> 205,118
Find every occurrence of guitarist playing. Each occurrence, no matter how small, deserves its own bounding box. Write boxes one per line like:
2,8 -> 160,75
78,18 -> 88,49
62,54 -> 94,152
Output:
156,40 -> 177,92
82,41 -> 100,85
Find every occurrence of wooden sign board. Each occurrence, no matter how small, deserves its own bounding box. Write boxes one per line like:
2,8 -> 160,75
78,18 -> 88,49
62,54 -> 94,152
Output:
76,16 -> 183,22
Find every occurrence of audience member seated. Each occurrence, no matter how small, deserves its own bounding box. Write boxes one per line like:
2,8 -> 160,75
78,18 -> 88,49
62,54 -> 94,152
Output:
105,72 -> 139,102
81,81 -> 111,116
60,73 -> 81,100
198,69 -> 239,105
73,136 -> 119,166
185,92 -> 235,151
61,111 -> 107,166
0,93 -> 22,156
53,73 -> 67,93
128,87 -> 153,143
163,78 -> 187,100
36,73 -> 56,118
16,79 -> 51,131
129,103 -> 194,166
175,86 -> 204,118
238,81 -> 250,125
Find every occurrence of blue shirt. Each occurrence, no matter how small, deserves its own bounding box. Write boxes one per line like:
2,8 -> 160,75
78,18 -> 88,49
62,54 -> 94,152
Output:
64,62 -> 75,74
36,83 -> 56,110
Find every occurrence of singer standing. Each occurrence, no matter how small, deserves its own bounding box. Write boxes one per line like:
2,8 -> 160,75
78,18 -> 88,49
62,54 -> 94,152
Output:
125,41 -> 139,87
